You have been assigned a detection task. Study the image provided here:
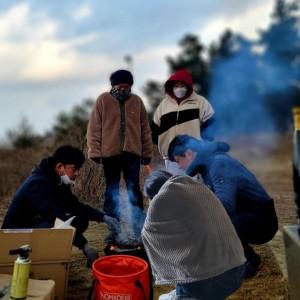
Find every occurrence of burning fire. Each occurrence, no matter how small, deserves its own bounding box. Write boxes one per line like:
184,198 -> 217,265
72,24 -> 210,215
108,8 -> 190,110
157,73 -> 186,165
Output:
108,244 -> 143,252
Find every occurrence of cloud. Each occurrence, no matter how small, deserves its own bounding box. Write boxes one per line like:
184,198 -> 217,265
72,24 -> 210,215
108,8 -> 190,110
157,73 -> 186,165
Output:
0,2 -> 180,89
0,2 -> 117,82
72,4 -> 92,21
0,0 -> 277,140
0,3 -> 30,38
134,45 -> 179,81
0,3 -> 57,41
199,0 -> 274,45
20,35 -> 117,82
0,1 -> 276,85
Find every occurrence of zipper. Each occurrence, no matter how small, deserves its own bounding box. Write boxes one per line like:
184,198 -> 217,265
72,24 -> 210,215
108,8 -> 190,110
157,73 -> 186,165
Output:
176,105 -> 180,124
119,101 -> 126,151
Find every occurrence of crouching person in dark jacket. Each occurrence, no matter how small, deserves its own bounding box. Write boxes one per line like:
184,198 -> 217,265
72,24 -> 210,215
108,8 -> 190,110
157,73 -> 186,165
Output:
168,135 -> 278,278
1,145 -> 118,268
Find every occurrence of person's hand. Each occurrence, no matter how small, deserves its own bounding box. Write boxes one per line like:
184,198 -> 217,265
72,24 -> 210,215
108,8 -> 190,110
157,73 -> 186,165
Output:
141,157 -> 151,165
82,244 -> 99,268
91,157 -> 101,164
103,215 -> 120,234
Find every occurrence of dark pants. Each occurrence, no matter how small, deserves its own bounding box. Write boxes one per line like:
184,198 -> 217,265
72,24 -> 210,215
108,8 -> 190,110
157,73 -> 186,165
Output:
71,217 -> 89,249
176,265 -> 245,300
231,200 -> 278,261
102,153 -> 143,219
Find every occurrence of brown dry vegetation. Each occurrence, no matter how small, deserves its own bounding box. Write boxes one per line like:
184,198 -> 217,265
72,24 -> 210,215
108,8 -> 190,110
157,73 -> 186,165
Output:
0,133 -> 296,299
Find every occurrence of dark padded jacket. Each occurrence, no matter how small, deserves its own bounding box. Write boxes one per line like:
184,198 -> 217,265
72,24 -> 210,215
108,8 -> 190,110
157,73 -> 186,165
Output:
2,157 -> 105,248
187,141 -> 278,223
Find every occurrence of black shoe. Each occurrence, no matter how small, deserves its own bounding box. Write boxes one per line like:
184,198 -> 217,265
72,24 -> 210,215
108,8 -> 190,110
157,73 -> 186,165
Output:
83,246 -> 99,268
244,254 -> 261,278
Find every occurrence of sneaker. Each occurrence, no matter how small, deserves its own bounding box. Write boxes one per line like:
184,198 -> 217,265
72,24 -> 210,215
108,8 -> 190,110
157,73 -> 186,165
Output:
244,254 -> 261,278
159,289 -> 197,300
159,290 -> 176,300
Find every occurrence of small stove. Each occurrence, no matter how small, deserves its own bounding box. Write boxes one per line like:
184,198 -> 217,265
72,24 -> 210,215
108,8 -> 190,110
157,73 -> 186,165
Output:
104,243 -> 149,263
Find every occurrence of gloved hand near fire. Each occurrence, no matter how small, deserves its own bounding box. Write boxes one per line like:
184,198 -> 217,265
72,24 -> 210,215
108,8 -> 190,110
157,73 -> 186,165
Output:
82,243 -> 99,268
103,215 -> 120,235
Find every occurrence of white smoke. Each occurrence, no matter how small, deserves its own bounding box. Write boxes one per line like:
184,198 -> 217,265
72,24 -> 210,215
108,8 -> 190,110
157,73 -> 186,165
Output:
114,188 -> 146,246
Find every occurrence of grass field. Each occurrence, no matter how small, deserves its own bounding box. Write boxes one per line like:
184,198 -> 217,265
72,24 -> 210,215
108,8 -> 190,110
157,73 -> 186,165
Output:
0,133 -> 296,299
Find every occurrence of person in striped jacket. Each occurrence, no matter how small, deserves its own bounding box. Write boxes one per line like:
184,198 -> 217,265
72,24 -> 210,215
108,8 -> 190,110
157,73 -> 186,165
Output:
151,69 -> 215,175
142,170 -> 245,300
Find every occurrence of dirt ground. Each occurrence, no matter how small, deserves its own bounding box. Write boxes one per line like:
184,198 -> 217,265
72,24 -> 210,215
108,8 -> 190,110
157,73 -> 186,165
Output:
65,133 -> 296,300
0,133 -> 297,299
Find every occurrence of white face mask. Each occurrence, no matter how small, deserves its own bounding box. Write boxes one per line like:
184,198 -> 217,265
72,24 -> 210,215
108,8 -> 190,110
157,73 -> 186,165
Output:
173,87 -> 188,98
60,174 -> 75,185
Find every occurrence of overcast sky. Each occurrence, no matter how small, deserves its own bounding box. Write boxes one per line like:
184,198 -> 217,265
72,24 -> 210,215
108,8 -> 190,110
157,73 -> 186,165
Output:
0,0 -> 275,141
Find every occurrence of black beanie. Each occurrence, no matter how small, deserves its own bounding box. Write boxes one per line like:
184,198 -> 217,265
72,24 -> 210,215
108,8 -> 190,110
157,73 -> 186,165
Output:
52,145 -> 85,168
110,69 -> 134,86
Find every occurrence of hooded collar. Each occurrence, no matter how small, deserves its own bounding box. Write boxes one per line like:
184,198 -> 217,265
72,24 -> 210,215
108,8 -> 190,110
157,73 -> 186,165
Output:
186,141 -> 230,176
164,69 -> 193,102
32,157 -> 60,185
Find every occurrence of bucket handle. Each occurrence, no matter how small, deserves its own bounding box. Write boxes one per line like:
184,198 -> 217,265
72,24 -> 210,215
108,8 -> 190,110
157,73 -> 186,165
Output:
135,279 -> 148,300
87,279 -> 97,300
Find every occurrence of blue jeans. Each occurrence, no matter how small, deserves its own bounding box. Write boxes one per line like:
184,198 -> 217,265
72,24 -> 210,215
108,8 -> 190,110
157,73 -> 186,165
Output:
176,264 -> 245,300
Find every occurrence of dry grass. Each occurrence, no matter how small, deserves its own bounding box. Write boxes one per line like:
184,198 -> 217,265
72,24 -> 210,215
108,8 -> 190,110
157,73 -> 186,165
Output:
0,133 -> 295,299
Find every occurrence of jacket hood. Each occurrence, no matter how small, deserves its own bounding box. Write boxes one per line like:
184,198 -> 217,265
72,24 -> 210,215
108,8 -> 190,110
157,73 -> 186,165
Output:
164,69 -> 193,100
32,157 -> 60,183
187,141 -> 230,176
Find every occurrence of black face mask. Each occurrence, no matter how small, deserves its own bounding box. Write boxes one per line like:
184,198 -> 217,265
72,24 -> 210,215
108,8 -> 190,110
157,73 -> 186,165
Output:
110,87 -> 131,102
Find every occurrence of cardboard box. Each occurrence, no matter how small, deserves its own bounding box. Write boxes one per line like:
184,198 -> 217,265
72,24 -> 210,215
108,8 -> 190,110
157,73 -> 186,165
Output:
0,226 -> 74,300
0,273 -> 55,300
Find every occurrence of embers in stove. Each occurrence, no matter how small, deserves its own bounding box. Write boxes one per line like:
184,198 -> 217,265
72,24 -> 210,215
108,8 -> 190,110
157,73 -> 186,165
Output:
104,243 -> 148,262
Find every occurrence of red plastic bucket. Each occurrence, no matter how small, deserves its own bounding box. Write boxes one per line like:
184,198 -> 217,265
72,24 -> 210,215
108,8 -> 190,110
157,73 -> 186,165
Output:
92,255 -> 150,300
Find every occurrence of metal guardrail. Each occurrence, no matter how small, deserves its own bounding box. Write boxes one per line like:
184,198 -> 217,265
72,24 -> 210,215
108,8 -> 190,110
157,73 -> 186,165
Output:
292,107 -> 300,226
282,107 -> 300,300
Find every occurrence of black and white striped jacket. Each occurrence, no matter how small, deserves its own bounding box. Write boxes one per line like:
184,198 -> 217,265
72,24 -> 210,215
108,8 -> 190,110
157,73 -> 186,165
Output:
152,92 -> 214,159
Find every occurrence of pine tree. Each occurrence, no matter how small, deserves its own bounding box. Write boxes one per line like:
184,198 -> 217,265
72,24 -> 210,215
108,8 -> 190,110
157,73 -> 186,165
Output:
167,34 -> 210,96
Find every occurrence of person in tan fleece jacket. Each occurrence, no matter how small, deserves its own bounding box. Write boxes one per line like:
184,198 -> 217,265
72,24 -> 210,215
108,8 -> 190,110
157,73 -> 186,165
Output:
87,70 -> 152,242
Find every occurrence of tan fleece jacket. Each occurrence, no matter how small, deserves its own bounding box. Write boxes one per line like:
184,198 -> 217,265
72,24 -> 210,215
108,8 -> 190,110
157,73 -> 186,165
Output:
87,92 -> 153,159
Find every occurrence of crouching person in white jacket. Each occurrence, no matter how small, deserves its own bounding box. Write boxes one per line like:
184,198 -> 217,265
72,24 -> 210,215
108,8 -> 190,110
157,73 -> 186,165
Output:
142,170 -> 246,300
